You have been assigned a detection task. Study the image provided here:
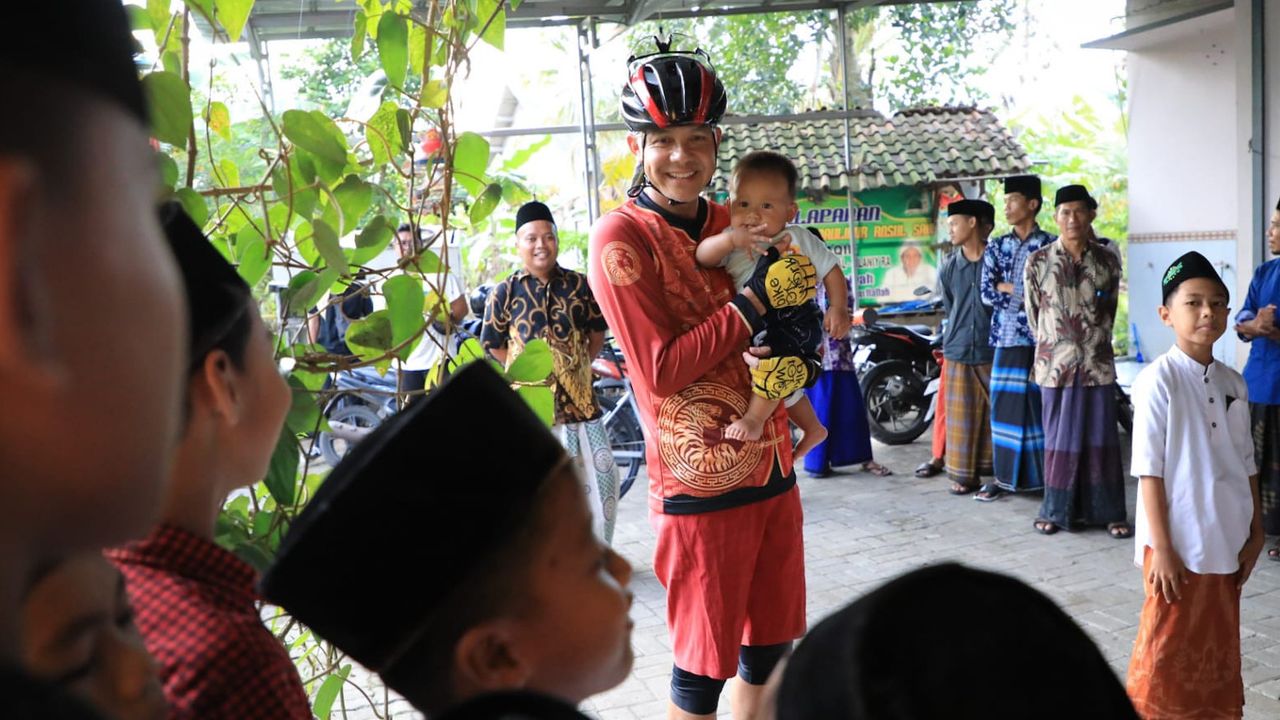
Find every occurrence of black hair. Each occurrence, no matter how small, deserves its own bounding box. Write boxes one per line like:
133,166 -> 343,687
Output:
397,222 -> 414,234
180,295 -> 255,427
0,68 -> 93,197
732,150 -> 800,198
381,461 -> 571,715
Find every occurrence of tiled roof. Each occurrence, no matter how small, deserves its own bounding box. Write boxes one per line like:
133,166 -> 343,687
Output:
713,106 -> 1031,196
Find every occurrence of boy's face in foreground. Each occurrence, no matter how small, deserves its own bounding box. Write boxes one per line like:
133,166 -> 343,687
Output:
730,171 -> 797,239
0,102 -> 185,555
516,466 -> 634,703
1159,277 -> 1229,351
627,125 -> 720,205
21,554 -> 167,720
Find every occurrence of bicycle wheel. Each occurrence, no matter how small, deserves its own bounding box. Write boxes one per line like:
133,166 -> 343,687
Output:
598,393 -> 644,498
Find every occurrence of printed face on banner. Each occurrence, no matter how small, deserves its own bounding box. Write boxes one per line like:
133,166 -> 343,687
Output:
783,187 -> 938,306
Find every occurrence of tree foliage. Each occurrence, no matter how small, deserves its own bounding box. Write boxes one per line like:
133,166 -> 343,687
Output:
136,0 -> 553,713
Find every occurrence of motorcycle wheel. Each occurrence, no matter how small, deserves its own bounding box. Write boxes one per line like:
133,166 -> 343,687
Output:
318,403 -> 382,467
598,393 -> 643,498
860,360 -> 930,445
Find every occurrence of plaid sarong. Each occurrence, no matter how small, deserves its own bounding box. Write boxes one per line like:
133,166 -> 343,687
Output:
1036,377 -> 1126,529
944,361 -> 993,485
991,346 -> 1045,492
1253,403 -> 1280,535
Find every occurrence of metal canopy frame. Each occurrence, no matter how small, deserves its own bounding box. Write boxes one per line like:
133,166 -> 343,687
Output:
199,0 -> 976,295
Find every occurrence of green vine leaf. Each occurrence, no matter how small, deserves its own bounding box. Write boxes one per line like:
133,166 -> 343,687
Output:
156,152 -> 179,189
516,385 -> 555,426
366,101 -> 408,168
175,188 -> 208,227
235,230 -> 271,286
282,270 -> 324,316
312,665 -> 353,720
384,274 -> 425,361
452,132 -> 490,196
506,338 -> 552,383
213,0 -> 255,43
264,427 -> 299,507
282,110 -> 347,166
351,10 -> 368,60
206,101 -> 232,141
143,71 -> 192,147
345,310 -> 395,371
377,11 -> 409,89
409,22 -> 428,78
310,220 -> 348,277
476,0 -> 505,50
421,79 -> 448,109
469,182 -> 502,226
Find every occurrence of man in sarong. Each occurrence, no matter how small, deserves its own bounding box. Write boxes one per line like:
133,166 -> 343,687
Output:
1235,196 -> 1280,561
483,201 -> 619,544
1025,185 -> 1131,538
938,200 -> 996,497
980,175 -> 1055,495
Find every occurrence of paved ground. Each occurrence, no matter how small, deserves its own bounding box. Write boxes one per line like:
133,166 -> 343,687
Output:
334,433 -> 1280,719
580,436 -> 1280,720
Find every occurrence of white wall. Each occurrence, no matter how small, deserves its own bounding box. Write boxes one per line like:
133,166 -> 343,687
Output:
1128,17 -> 1238,364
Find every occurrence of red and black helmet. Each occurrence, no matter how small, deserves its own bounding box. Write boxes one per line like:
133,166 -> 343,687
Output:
620,40 -> 727,132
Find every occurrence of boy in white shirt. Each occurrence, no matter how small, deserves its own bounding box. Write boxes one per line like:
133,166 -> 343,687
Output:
1126,251 -> 1265,720
696,151 -> 850,458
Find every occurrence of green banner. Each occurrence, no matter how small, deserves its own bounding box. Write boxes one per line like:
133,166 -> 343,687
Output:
793,187 -> 939,306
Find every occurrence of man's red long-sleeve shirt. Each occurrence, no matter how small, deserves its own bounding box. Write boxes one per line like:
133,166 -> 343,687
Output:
588,199 -> 795,514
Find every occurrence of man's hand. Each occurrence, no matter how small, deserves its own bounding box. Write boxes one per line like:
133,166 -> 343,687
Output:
749,355 -> 818,400
744,248 -> 818,311
997,282 -> 1015,295
1238,532 -> 1266,589
1257,304 -> 1277,333
824,305 -> 851,340
1148,547 -> 1188,604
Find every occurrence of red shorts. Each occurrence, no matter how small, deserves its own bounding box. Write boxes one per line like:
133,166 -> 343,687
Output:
650,486 -> 807,679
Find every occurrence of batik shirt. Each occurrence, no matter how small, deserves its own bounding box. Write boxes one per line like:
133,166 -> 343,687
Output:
1235,257 -> 1280,405
105,525 -> 311,720
1024,240 -> 1121,388
482,265 -> 608,425
980,224 -> 1056,348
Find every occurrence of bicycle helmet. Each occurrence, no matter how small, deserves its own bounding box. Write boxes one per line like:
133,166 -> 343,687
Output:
468,283 -> 493,318
620,38 -> 727,131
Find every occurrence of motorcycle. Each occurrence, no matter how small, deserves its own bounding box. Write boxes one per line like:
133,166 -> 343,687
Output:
592,341 -> 646,498
850,290 -> 944,445
315,366 -> 399,466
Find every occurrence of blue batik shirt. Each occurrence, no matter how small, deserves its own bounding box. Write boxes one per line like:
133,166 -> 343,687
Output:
1236,256 -> 1280,405
980,224 -> 1057,347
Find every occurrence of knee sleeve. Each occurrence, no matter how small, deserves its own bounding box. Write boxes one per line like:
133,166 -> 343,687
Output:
737,642 -> 791,685
670,665 -> 727,715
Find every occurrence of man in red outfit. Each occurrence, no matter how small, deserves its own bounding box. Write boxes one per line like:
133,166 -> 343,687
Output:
587,40 -> 817,719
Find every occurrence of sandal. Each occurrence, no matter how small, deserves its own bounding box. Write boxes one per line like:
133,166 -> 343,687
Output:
1107,522 -> 1133,540
1269,543 -> 1280,562
862,461 -> 893,477
1034,519 -> 1059,535
914,460 -> 944,478
949,481 -> 979,495
973,483 -> 1004,503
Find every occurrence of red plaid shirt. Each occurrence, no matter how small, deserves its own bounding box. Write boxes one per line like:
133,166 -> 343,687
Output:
105,525 -> 311,720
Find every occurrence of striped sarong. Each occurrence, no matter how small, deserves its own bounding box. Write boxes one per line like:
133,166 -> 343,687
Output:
931,360 -> 947,460
804,370 -> 874,473
991,346 -> 1044,492
943,360 -> 993,485
1253,403 -> 1280,535
559,417 -> 619,545
1036,377 -> 1126,529
1126,547 -> 1243,720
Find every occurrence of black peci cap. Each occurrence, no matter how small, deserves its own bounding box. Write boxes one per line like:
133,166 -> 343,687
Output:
1161,251 -> 1229,305
158,202 -> 252,371
1054,184 -> 1098,210
515,201 -> 556,232
260,361 -> 567,675
0,0 -> 148,125
947,199 -> 995,227
1004,175 -> 1042,202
